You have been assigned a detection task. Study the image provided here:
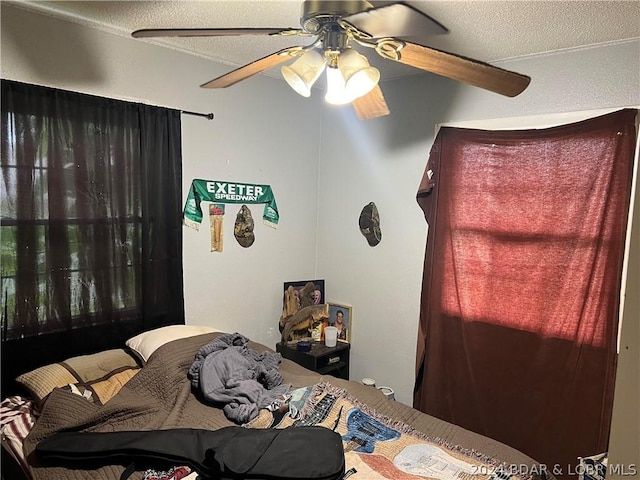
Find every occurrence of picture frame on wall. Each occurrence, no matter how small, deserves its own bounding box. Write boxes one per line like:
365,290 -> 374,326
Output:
327,303 -> 352,343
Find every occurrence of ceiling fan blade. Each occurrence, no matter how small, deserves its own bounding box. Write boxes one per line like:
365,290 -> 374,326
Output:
341,2 -> 447,39
384,41 -> 530,97
201,47 -> 304,88
132,28 -> 304,38
352,85 -> 390,120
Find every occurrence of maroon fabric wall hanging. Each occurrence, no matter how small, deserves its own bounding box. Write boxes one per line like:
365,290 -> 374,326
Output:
414,109 -> 637,477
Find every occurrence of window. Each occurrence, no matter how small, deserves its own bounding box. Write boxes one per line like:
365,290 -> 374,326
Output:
1,113 -> 143,338
1,80 -> 184,394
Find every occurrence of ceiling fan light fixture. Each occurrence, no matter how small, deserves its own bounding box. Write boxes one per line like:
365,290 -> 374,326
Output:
133,0 -> 532,119
338,48 -> 380,100
281,49 -> 326,97
324,65 -> 353,105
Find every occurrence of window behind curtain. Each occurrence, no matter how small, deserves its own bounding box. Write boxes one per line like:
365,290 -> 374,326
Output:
414,109 -> 637,478
1,80 -> 184,395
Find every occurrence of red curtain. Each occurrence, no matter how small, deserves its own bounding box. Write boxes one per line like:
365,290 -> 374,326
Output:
414,109 -> 637,477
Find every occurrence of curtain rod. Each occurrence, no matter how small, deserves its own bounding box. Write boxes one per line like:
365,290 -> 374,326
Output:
181,110 -> 214,120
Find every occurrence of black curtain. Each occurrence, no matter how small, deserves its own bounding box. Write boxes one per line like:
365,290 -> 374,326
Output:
1,80 -> 184,396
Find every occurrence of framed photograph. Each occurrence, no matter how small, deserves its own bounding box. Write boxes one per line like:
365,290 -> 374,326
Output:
327,303 -> 352,343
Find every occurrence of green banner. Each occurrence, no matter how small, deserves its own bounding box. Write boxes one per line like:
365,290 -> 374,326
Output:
183,179 -> 279,229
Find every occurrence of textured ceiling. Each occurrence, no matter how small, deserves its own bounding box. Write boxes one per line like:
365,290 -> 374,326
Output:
9,0 -> 640,81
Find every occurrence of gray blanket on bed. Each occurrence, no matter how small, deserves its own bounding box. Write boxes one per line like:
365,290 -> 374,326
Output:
187,332 -> 290,423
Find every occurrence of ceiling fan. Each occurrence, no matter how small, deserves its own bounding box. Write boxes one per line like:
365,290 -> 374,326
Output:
132,0 -> 531,120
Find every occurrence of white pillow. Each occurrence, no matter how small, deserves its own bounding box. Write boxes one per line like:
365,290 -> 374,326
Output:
126,325 -> 220,363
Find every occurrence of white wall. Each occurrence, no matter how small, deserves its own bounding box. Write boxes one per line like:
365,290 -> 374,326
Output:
2,2 -> 638,469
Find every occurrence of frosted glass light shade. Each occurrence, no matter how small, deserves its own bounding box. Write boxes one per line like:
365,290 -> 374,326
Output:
281,50 -> 326,97
338,48 -> 380,100
324,66 -> 352,105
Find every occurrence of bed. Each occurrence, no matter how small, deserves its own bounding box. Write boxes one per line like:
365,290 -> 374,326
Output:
1,327 -> 553,480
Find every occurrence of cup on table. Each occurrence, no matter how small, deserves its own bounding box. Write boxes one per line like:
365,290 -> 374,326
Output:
324,326 -> 338,347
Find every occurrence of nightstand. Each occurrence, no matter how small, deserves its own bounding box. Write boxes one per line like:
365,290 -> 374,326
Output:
276,341 -> 350,380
